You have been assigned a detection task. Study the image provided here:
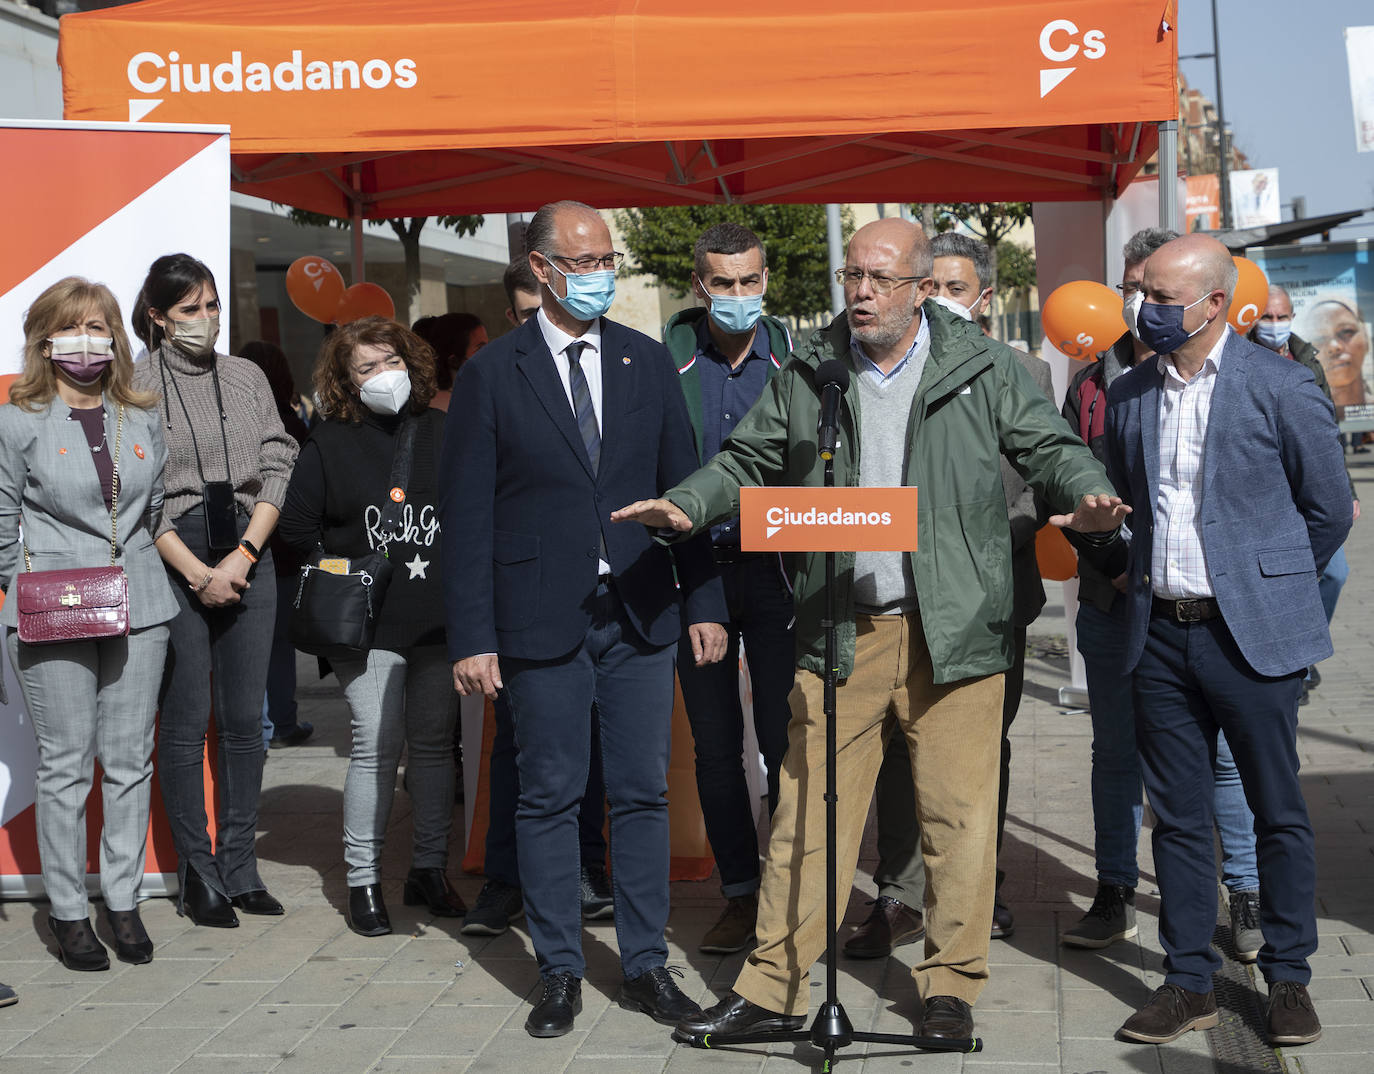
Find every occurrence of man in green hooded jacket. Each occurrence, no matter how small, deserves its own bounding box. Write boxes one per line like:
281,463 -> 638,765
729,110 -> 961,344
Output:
614,218 -> 1127,1042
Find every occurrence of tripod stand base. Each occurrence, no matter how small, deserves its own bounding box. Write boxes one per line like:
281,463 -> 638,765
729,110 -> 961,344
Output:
672,997 -> 983,1063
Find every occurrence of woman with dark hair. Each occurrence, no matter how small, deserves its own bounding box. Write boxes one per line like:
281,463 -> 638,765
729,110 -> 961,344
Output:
133,253 -> 298,928
0,277 -> 176,969
412,312 -> 487,410
278,316 -> 462,936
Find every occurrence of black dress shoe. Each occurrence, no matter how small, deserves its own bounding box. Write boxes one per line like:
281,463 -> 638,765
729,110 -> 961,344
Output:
346,884 -> 392,937
525,973 -> 581,1037
104,906 -> 154,965
921,996 -> 975,1040
230,890 -> 284,916
580,862 -> 615,920
48,916 -> 110,971
618,966 -> 702,1026
180,865 -> 239,928
673,991 -> 803,1042
268,722 -> 314,748
402,867 -> 466,917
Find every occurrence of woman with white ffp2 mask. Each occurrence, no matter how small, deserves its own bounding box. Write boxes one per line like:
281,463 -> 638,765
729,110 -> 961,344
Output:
278,316 -> 462,938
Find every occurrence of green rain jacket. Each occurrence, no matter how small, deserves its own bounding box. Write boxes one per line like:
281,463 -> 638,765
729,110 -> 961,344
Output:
664,302 -> 1115,684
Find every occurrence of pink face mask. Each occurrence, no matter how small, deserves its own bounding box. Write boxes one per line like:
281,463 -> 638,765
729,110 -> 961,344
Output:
48,335 -> 115,386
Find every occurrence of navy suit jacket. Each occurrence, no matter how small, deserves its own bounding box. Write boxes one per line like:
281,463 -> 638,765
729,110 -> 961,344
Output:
440,315 -> 726,662
1104,329 -> 1352,677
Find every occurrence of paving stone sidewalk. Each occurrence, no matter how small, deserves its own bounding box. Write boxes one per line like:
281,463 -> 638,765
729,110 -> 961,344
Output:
1,462 -> 1371,1073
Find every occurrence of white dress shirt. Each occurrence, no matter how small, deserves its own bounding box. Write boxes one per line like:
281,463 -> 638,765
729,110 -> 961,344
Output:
538,307 -> 604,431
536,308 -> 610,576
1152,326 -> 1229,599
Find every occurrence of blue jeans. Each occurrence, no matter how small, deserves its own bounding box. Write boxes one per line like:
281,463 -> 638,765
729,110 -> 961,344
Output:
1213,732 -> 1258,893
1135,614 -> 1314,992
675,555 -> 795,897
503,580 -> 676,980
1319,544 -> 1348,623
1077,600 -> 1143,889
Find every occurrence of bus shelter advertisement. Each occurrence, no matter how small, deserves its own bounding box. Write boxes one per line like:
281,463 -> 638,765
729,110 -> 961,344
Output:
1247,240 -> 1374,416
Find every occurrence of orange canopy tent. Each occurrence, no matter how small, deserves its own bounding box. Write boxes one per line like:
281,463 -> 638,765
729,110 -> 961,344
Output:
58,0 -> 1179,220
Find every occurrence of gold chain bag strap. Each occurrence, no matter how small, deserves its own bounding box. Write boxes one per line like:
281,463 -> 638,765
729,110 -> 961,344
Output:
15,405 -> 131,644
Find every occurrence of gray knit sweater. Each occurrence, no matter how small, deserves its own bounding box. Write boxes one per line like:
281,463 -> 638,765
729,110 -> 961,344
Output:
134,343 -> 298,538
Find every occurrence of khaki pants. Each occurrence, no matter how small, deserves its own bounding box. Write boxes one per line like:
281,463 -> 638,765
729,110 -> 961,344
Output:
734,613 -> 1004,1014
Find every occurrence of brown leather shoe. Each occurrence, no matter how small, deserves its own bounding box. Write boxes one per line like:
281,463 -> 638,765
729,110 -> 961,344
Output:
843,895 -> 924,959
1266,981 -> 1321,1045
1118,984 -> 1218,1043
921,996 -> 974,1040
699,893 -> 758,954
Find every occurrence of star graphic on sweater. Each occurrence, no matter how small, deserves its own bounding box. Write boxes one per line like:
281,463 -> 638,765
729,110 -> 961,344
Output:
404,555 -> 430,580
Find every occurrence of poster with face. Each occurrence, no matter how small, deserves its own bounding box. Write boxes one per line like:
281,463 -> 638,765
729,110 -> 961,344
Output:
1247,241 -> 1374,410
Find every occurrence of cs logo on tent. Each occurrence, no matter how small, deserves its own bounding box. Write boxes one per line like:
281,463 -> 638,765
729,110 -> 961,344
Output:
1038,19 -> 1107,99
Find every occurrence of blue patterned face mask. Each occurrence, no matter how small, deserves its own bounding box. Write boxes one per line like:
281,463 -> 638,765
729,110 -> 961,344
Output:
547,261 -> 616,321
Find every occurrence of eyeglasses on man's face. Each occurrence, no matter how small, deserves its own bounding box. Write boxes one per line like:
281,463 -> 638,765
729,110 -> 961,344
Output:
835,268 -> 924,296
544,251 -> 625,274
1116,282 -> 1143,297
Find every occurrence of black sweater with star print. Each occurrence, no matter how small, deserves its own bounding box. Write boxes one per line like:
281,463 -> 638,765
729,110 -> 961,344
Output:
279,407 -> 446,651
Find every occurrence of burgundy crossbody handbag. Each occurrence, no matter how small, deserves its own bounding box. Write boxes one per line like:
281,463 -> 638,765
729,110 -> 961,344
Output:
15,405 -> 130,645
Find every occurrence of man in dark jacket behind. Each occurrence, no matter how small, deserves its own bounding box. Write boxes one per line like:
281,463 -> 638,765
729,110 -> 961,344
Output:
663,223 -> 797,957
615,218 -> 1127,1043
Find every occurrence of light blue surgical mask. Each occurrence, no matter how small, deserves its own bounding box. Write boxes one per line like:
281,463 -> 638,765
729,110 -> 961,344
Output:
546,259 -> 616,321
698,279 -> 765,335
1255,319 -> 1293,351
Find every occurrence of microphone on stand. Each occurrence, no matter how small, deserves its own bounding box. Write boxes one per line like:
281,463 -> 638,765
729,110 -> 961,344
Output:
815,359 -> 851,462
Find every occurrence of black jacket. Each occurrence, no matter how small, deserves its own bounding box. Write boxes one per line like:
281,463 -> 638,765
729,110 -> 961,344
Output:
279,407 -> 447,650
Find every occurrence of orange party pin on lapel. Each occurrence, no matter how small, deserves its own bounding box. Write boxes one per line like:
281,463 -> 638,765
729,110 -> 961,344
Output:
134,443 -> 145,459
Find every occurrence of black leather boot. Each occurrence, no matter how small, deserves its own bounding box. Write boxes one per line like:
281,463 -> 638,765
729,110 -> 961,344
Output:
180,865 -> 239,928
347,884 -> 392,937
402,868 -> 466,917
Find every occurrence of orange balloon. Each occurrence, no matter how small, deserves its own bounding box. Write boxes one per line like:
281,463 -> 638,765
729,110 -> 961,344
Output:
1041,281 -> 1124,360
1035,525 -> 1078,582
1227,256 -> 1268,333
0,373 -> 17,405
334,283 -> 395,324
286,256 -> 346,322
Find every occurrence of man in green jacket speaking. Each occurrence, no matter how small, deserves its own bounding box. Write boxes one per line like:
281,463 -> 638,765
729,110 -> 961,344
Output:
613,218 -> 1128,1042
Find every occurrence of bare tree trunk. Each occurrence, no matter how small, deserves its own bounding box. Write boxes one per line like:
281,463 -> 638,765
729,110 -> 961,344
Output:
921,204 -> 936,234
388,217 -> 428,326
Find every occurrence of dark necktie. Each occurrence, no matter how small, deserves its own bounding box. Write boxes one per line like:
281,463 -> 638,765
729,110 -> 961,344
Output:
565,341 -> 600,473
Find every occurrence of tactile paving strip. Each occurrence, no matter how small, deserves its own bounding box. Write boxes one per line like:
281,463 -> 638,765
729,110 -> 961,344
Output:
1207,913 -> 1286,1073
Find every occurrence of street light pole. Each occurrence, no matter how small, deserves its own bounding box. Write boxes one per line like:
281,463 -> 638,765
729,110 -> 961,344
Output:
1210,0 -> 1232,230
1180,0 -> 1232,230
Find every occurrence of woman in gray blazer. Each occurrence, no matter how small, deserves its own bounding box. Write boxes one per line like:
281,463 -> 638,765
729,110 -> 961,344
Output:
0,277 -> 177,971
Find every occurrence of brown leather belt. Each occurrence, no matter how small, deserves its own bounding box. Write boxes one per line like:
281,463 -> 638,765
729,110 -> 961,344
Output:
1151,596 -> 1221,623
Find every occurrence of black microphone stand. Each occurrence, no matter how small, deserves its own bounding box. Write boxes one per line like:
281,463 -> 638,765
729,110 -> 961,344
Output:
674,450 -> 983,1069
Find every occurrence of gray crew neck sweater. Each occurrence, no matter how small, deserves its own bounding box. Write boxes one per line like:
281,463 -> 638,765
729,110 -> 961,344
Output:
134,343 -> 299,538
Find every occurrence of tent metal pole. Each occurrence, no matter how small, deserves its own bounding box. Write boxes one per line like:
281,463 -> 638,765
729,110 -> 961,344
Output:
349,163 -> 365,283
1157,120 -> 1180,233
826,204 -> 844,316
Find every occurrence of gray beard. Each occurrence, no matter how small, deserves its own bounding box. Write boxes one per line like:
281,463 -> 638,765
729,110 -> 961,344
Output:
849,316 -> 909,350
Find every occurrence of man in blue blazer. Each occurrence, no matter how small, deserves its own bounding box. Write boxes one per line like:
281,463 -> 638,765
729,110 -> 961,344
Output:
1104,235 -> 1351,1048
440,200 -> 728,1038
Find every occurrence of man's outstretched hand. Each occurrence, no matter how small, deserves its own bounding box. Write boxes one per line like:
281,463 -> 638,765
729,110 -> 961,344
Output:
1049,493 -> 1132,533
610,498 -> 693,531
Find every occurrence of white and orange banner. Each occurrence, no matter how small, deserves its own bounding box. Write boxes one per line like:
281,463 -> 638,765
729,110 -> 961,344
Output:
741,487 -> 919,552
0,120 -> 230,898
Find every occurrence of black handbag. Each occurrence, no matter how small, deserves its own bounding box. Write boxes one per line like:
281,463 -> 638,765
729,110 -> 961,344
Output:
288,417 -> 417,659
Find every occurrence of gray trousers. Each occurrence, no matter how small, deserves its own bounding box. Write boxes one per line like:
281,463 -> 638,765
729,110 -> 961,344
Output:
7,625 -> 169,920
331,645 -> 455,887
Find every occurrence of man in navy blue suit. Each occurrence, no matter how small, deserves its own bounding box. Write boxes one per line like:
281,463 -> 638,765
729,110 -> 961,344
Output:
440,201 -> 728,1038
1105,235 -> 1351,1048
